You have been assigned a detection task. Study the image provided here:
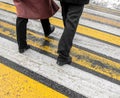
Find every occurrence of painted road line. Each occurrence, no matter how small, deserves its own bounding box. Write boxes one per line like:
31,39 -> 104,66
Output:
82,12 -> 120,28
50,18 -> 120,47
84,8 -> 120,22
0,37 -> 120,97
86,4 -> 120,17
1,2 -> 120,47
0,63 -> 68,98
0,56 -> 85,98
0,20 -> 120,84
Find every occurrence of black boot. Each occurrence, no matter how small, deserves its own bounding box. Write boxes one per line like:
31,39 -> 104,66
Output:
19,45 -> 30,53
41,19 -> 55,37
45,25 -> 55,37
57,55 -> 72,66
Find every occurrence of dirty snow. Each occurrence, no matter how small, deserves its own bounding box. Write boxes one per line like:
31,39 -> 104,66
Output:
90,0 -> 120,10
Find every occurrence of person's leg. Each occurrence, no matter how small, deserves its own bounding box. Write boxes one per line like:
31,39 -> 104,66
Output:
40,19 -> 55,37
16,17 -> 30,53
57,4 -> 84,66
60,2 -> 68,27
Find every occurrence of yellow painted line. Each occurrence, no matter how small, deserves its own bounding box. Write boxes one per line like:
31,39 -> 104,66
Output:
82,13 -> 120,28
72,47 -> 120,80
0,2 -> 16,13
0,20 -> 120,82
0,2 -> 120,46
50,18 -> 120,46
0,63 -> 68,98
86,4 -> 120,16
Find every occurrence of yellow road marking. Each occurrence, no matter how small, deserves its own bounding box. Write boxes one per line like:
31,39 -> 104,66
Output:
50,18 -> 120,46
0,20 -> 120,81
0,63 -> 68,98
0,2 -> 16,13
86,4 -> 120,16
0,2 -> 120,46
82,13 -> 120,28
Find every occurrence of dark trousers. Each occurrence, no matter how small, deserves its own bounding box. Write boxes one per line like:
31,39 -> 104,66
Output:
57,2 -> 84,59
16,17 -> 51,49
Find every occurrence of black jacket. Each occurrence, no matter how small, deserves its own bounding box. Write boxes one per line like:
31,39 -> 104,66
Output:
59,0 -> 89,4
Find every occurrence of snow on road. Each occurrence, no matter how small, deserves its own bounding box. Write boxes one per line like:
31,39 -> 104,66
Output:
91,0 -> 120,10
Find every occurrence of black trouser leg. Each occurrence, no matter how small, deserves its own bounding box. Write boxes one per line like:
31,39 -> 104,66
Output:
58,3 -> 84,59
60,2 -> 68,27
16,17 -> 28,49
40,19 -> 51,35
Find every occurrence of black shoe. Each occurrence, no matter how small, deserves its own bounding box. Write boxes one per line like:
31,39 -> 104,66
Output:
19,45 -> 30,53
45,25 -> 55,37
57,57 -> 72,66
57,60 -> 71,66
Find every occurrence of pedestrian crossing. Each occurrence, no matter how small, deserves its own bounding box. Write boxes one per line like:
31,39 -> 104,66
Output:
1,36 -> 120,97
1,2 -> 120,47
1,19 -> 120,83
0,1 -> 120,97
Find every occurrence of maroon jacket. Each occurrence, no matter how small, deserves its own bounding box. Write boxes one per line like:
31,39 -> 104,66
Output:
13,0 -> 59,19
